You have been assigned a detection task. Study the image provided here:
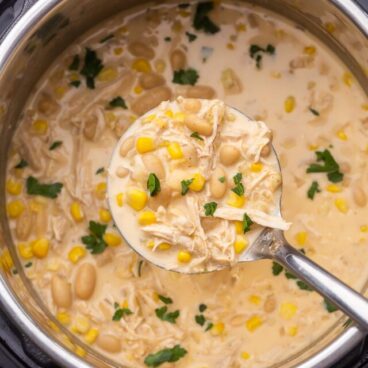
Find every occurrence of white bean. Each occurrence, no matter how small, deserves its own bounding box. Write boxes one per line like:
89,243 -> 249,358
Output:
128,41 -> 155,59
75,263 -> 96,300
139,73 -> 165,89
142,154 -> 165,178
170,49 -> 187,71
96,334 -> 121,353
210,168 -> 227,199
181,99 -> 202,113
119,136 -> 135,157
15,209 -> 32,240
131,86 -> 172,116
264,294 -> 276,313
184,115 -> 213,136
167,169 -> 190,193
182,144 -> 198,167
353,185 -> 367,207
219,145 -> 240,166
83,115 -> 98,140
51,275 -> 72,308
260,143 -> 271,157
186,85 -> 215,99
116,166 -> 129,178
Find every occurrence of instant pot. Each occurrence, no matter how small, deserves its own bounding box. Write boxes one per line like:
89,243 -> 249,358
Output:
0,0 -> 368,367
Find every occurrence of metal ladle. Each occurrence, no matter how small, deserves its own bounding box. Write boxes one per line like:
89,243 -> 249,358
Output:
108,104 -> 368,331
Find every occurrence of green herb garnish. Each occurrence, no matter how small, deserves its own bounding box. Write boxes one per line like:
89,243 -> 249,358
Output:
158,294 -> 173,305
68,55 -> 80,71
15,159 -> 28,169
218,176 -> 225,183
231,172 -> 244,196
205,322 -> 213,331
181,178 -> 194,195
195,314 -> 206,326
193,2 -> 220,34
100,34 -> 114,43
190,131 -> 204,141
164,36 -> 172,42
155,306 -> 180,324
49,141 -> 62,151
285,271 -> 297,279
138,260 -> 144,277
306,149 -> 343,183
26,176 -> 63,199
242,213 -> 253,233
185,32 -> 197,42
96,167 -> 104,175
204,202 -> 217,216
81,221 -> 107,254
80,48 -> 103,89
272,261 -> 284,276
24,262 -> 33,268
112,307 -> 133,321
70,80 -> 81,88
307,180 -> 321,200
308,107 -> 320,116
147,173 -> 161,197
144,345 -> 187,367
173,68 -> 199,85
108,96 -> 127,109
249,44 -> 275,69
199,304 -> 207,312
296,280 -> 313,291
324,298 -> 338,313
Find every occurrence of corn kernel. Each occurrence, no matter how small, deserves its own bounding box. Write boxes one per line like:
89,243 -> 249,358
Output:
325,22 -> 336,33
326,184 -> 342,193
155,59 -> 166,74
49,321 -> 60,333
250,162 -> 263,173
249,295 -> 261,305
142,114 -> 156,124
136,136 -> 155,154
234,221 -> 243,234
167,142 -> 183,159
154,118 -> 167,129
74,316 -> 90,334
31,238 -> 49,259
165,110 -> 174,119
61,335 -> 74,350
361,103 -> 368,111
284,96 -> 296,113
335,198 -> 348,213
295,231 -> 307,246
7,200 -> 25,218
227,43 -> 235,50
158,242 -> 171,250
246,315 -> 263,332
134,85 -> 143,94
211,322 -> 225,336
138,211 -> 156,226
177,250 -> 191,263
287,325 -> 298,336
153,292 -> 160,302
116,193 -> 124,207
29,199 -> 44,213
114,47 -> 123,55
18,243 -> 33,259
241,351 -> 250,360
99,208 -> 111,223
95,182 -> 107,200
68,246 -> 86,263
173,112 -> 186,122
6,179 -> 22,195
121,299 -> 129,309
308,144 -> 319,151
56,312 -> 71,325
70,202 -> 84,222
132,59 -> 151,73
127,189 -> 148,211
84,328 -> 99,344
271,71 -> 281,79
336,130 -> 348,141
32,119 -> 48,135
1,249 -> 13,271
54,86 -> 67,99
147,240 -> 155,249
189,173 -> 206,192
97,67 -> 118,82
280,302 -> 298,320
360,225 -> 368,232
75,346 -> 86,358
236,23 -> 247,32
343,72 -> 353,87
227,192 -> 245,208
233,235 -> 248,254
103,232 -> 122,247
304,46 -> 316,55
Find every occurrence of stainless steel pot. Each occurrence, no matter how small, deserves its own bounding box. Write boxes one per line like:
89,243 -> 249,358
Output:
0,1 -> 367,367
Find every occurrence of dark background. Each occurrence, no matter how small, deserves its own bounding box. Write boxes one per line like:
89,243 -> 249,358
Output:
0,0 -> 367,367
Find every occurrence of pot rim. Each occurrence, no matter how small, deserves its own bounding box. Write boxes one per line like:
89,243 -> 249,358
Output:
0,0 -> 367,367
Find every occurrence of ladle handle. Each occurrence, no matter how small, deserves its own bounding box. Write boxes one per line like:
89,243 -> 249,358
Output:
272,230 -> 368,330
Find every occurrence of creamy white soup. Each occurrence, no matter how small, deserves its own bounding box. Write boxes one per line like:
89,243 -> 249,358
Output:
3,1 -> 368,367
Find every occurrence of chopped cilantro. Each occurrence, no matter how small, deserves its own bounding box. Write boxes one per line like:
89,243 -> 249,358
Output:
158,294 -> 173,305
190,131 -> 204,141
242,213 -> 253,233
199,303 -> 207,312
144,345 -> 187,367
80,48 -> 103,89
324,298 -> 338,313
100,34 -> 114,43
181,178 -> 194,195
296,280 -> 313,291
185,31 -> 197,42
173,68 -> 199,85
112,307 -> 133,321
308,107 -> 320,116
70,80 -> 81,88
164,36 -> 172,42
95,167 -> 104,175
12,269 -> 18,275
26,176 -> 63,199
205,322 -> 213,331
68,55 -> 80,71
272,261 -> 284,276
204,202 -> 217,216
285,271 -> 297,279
306,149 -> 343,183
193,2 -> 220,34
147,173 -> 161,197
81,221 -> 107,254
249,44 -> 275,69
155,306 -> 180,324
307,181 -> 321,200
195,314 -> 206,326
15,159 -> 28,169
218,176 -> 225,183
24,262 -> 32,268
108,96 -> 127,109
231,172 -> 244,196
138,260 -> 144,277
49,141 -> 62,151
